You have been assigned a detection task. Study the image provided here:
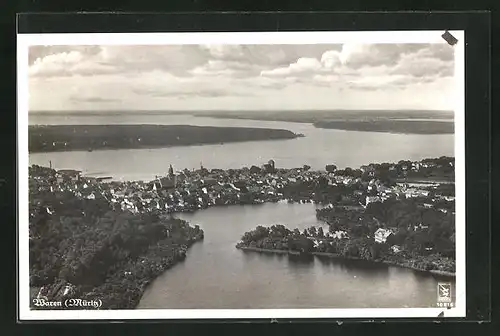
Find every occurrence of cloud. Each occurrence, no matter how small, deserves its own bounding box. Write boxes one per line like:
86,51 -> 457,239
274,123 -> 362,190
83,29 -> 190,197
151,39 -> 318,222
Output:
28,43 -> 456,111
132,87 -> 251,99
189,60 -> 256,77
260,43 -> 454,91
28,45 -> 209,78
260,57 -> 325,77
200,44 -> 246,61
28,46 -> 102,65
391,48 -> 454,77
70,96 -> 120,103
29,49 -> 117,77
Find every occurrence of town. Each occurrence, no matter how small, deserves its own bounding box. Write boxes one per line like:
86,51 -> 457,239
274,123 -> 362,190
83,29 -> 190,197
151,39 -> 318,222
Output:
30,156 -> 455,221
28,156 -> 455,308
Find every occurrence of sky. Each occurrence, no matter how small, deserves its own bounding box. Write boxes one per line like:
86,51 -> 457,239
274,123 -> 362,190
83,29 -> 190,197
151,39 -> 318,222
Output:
27,43 -> 455,112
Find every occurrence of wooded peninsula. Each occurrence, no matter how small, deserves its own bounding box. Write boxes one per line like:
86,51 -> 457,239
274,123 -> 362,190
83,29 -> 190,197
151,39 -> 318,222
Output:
313,120 -> 454,134
28,125 -> 301,153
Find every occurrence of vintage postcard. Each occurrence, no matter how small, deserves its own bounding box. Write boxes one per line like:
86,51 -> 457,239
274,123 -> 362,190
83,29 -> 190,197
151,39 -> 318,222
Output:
18,30 -> 465,320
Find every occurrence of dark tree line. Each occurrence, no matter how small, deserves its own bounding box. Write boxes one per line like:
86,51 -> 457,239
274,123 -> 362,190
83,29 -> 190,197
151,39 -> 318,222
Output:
29,168 -> 203,309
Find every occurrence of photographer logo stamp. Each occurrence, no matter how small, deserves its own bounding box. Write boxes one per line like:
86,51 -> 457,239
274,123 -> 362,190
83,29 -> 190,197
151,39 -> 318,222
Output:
437,282 -> 454,308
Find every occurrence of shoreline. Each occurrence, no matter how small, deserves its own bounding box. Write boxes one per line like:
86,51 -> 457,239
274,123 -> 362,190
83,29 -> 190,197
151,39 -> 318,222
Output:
312,126 -> 453,135
28,124 -> 301,153
236,246 -> 455,278
29,156 -> 456,308
31,233 -> 204,310
28,137 -> 301,154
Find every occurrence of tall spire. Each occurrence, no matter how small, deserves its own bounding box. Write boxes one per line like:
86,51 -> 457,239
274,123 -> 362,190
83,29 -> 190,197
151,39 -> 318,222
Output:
168,164 -> 174,177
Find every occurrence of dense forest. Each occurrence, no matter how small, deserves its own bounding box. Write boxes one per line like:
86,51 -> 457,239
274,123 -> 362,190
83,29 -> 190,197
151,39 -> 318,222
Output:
313,120 -> 454,134
316,199 -> 455,258
28,124 -> 300,153
29,166 -> 204,309
238,210 -> 455,274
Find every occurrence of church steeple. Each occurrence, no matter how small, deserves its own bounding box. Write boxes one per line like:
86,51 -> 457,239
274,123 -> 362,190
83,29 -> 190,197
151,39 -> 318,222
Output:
168,164 -> 174,177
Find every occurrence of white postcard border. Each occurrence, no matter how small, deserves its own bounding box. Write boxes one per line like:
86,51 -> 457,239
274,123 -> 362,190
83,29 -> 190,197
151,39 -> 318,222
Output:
17,30 -> 466,320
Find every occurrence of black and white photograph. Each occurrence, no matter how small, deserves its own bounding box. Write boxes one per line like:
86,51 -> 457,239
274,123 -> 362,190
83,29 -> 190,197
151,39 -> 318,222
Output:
18,31 -> 465,320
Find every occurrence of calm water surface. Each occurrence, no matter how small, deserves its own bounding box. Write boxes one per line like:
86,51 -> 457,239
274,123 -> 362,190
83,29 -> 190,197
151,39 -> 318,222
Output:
29,114 -> 454,181
29,114 -> 455,309
138,203 -> 454,309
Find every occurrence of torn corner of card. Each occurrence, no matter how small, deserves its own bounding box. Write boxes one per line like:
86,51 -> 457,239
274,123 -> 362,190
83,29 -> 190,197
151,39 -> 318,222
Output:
441,30 -> 459,46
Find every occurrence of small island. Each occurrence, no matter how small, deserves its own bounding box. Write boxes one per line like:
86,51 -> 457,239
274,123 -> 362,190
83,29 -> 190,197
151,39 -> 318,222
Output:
28,124 -> 302,153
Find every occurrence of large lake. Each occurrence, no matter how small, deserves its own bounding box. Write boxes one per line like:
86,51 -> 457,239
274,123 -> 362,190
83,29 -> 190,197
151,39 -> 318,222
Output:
28,113 -> 455,309
139,203 -> 454,309
29,114 -> 454,182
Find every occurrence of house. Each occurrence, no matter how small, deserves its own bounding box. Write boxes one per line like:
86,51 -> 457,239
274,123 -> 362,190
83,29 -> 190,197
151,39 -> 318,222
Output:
202,177 -> 217,186
56,169 -> 81,182
391,245 -> 402,253
159,176 -> 176,189
374,228 -> 393,243
262,163 -> 275,173
413,223 -> 429,231
331,230 -> 348,239
233,180 -> 247,189
366,196 -> 381,206
361,165 -> 375,173
405,188 -> 429,198
325,164 -> 337,173
151,181 -> 162,191
249,165 -> 262,174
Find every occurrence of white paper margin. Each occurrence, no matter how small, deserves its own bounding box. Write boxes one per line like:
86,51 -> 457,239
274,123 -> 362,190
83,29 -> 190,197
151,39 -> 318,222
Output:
17,30 -> 466,320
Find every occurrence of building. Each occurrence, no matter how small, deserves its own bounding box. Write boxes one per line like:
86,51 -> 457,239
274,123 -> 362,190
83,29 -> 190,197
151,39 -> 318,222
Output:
56,169 -> 81,182
202,177 -> 217,186
331,230 -> 348,239
391,245 -> 402,253
374,228 -> 393,243
366,196 -> 381,206
325,164 -> 337,173
159,176 -> 176,189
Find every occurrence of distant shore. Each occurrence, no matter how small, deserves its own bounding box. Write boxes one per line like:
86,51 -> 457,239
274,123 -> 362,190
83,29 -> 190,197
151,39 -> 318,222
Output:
313,120 -> 454,135
236,246 -> 455,278
28,124 -> 301,153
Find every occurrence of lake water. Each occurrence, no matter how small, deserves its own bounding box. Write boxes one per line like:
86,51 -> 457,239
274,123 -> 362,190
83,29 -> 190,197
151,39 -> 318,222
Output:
28,113 -> 455,309
29,114 -> 454,182
138,203 -> 454,309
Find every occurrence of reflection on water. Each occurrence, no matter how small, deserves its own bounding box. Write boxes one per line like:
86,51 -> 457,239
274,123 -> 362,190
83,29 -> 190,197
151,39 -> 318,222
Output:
137,203 -> 455,309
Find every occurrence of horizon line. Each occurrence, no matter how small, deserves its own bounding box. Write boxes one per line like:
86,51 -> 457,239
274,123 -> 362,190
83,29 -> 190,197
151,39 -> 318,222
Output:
29,109 -> 455,113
